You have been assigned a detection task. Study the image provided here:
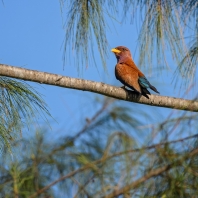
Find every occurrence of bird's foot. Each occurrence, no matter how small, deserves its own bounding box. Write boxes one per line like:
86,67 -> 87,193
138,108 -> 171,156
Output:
120,85 -> 126,89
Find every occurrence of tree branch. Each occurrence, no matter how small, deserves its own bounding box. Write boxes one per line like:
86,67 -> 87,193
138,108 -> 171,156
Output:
104,147 -> 198,198
103,133 -> 198,161
0,64 -> 198,112
28,163 -> 94,198
28,141 -> 198,198
72,98 -> 112,140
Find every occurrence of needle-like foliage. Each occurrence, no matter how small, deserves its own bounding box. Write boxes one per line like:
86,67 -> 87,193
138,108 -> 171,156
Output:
174,0 -> 198,85
62,0 -> 198,86
0,98 -> 198,197
2,0 -> 198,197
61,0 -> 113,70
138,0 -> 185,71
0,77 -> 51,152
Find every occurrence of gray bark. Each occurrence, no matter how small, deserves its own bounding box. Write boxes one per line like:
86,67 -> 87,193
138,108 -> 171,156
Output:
0,64 -> 197,112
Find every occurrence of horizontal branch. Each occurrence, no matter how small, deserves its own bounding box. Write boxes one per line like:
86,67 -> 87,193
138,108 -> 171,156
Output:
0,64 -> 198,112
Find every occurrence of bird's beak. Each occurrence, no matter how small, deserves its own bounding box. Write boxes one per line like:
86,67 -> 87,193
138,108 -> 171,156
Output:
111,48 -> 121,53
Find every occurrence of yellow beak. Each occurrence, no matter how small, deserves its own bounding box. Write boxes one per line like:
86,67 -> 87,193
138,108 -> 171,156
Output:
111,48 -> 121,53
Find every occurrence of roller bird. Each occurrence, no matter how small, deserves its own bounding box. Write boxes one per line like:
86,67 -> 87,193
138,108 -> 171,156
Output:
111,46 -> 159,98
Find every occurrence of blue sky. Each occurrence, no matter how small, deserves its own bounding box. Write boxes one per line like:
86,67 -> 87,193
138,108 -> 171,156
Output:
0,1 -> 193,141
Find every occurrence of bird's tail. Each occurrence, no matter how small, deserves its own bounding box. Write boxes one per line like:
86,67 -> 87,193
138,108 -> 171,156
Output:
150,85 -> 160,94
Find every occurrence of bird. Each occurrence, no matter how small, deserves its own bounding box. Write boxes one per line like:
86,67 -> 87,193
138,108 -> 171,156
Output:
111,46 -> 159,99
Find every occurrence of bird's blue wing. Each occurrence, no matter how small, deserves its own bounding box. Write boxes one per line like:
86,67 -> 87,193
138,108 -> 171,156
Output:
138,77 -> 150,88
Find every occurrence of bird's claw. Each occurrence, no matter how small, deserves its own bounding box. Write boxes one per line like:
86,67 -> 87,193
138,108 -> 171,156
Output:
120,85 -> 126,89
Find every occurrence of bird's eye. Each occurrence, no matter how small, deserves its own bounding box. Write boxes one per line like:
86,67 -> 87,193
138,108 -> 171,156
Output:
122,48 -> 125,51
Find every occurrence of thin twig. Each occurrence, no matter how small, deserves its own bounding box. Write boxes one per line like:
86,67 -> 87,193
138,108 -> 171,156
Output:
72,98 -> 113,140
105,133 -> 198,160
104,147 -> 198,198
28,133 -> 198,197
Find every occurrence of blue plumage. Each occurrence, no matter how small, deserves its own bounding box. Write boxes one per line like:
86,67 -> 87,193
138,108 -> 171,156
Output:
139,76 -> 159,94
138,77 -> 150,88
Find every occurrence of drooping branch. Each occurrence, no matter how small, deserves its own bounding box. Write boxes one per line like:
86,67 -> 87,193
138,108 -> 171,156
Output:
0,64 -> 198,112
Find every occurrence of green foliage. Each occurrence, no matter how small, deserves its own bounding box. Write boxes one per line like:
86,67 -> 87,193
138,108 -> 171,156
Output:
0,98 -> 198,197
171,0 -> 198,86
61,0 -> 113,70
2,0 -> 198,197
0,77 -> 51,152
138,0 -> 185,71
61,0 -> 198,86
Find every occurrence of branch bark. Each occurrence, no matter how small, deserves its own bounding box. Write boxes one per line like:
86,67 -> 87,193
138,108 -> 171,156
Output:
0,64 -> 198,112
28,141 -> 198,198
105,147 -> 198,198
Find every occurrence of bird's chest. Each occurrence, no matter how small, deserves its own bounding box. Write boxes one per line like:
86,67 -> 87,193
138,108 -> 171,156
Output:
115,63 -> 135,79
115,64 -> 123,79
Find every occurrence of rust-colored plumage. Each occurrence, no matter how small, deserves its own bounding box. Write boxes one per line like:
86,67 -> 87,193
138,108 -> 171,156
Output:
111,46 -> 159,98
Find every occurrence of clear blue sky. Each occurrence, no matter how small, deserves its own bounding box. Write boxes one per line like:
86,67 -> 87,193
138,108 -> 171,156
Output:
0,1 -> 193,140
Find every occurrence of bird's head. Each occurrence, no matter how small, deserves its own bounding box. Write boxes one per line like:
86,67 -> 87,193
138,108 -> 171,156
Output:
111,46 -> 132,62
